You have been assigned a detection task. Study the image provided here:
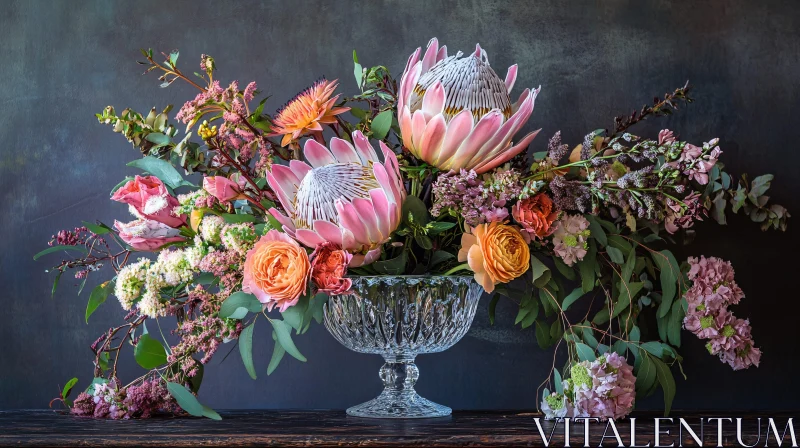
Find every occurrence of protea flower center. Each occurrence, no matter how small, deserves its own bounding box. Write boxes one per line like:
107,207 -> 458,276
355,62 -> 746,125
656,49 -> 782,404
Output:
292,163 -> 380,230
408,49 -> 512,123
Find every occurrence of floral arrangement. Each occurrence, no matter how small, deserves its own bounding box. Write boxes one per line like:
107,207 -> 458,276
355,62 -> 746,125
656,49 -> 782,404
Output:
39,38 -> 789,420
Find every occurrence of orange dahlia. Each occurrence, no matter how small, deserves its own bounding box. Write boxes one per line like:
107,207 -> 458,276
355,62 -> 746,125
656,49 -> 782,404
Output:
270,79 -> 350,146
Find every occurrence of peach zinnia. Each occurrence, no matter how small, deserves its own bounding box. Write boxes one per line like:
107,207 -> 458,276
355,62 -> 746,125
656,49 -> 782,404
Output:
243,230 -> 310,312
270,79 -> 350,146
458,222 -> 530,293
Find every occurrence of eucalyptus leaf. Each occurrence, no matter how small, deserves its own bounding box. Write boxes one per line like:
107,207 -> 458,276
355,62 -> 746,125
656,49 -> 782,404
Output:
166,382 -> 221,420
85,280 -> 114,323
371,110 -> 393,140
134,334 -> 168,369
575,342 -> 595,362
220,292 -> 262,319
561,288 -> 584,311
239,323 -> 257,380
127,156 -> 195,189
34,245 -> 87,260
269,319 -> 307,362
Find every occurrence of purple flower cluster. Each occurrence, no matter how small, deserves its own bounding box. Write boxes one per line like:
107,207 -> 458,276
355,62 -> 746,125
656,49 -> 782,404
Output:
549,175 -> 592,213
431,169 -> 523,226
683,256 -> 761,370
71,379 -> 179,419
547,131 -> 570,162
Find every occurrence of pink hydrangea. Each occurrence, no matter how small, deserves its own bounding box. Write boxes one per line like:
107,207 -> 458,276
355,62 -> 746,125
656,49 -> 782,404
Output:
551,214 -> 591,266
571,352 -> 636,420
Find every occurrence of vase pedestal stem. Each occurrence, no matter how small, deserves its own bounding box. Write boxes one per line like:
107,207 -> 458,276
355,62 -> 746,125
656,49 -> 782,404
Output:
345,355 -> 451,419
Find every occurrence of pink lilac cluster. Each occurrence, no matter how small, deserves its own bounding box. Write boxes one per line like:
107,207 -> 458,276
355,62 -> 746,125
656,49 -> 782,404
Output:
72,379 -> 179,419
49,226 -> 97,246
571,352 -> 636,420
665,191 -> 707,234
682,256 -> 761,370
431,169 -> 523,226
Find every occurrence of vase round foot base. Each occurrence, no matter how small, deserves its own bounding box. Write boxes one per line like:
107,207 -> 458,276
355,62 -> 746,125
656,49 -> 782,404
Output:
346,391 -> 451,419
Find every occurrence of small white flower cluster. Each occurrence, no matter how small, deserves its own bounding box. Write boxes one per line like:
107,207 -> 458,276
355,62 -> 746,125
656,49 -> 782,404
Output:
113,245 -> 208,318
114,259 -> 150,310
199,215 -> 225,245
220,223 -> 257,255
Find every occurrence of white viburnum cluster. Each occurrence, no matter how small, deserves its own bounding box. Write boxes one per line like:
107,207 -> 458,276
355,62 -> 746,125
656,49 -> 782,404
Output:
199,215 -> 226,245
114,259 -> 150,310
220,223 -> 257,255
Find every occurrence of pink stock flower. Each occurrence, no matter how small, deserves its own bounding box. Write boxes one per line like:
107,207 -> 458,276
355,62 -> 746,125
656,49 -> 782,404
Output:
678,140 -> 722,185
111,175 -> 186,228
397,38 -> 541,174
114,219 -> 185,251
682,256 -> 760,370
658,129 -> 676,145
310,242 -> 353,295
203,176 -> 245,202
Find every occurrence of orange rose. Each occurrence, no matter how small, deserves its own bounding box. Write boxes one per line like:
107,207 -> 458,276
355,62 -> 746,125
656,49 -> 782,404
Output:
457,222 -> 530,293
512,193 -> 559,240
243,230 -> 310,311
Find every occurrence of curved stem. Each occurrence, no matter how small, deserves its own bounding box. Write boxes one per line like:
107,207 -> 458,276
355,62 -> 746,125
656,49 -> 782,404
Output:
442,263 -> 470,276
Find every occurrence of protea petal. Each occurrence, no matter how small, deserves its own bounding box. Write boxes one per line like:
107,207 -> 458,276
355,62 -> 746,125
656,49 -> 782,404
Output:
435,109 -> 473,165
329,137 -> 360,163
419,114 -> 447,163
448,109 -> 504,170
505,64 -> 518,94
421,37 -> 440,73
352,130 -> 380,164
295,228 -> 326,247
313,220 -> 345,247
352,197 -> 382,242
304,139 -> 336,168
368,188 -> 392,238
268,208 -> 296,236
336,200 -> 370,246
473,129 -> 541,174
421,81 -> 446,119
410,110 -> 427,150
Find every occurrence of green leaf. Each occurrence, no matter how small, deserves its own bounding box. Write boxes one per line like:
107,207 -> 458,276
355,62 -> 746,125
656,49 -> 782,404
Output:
144,132 -> 171,147
52,271 -> 63,298
575,342 -> 595,362
426,221 -> 456,235
415,234 -> 433,250
592,307 -> 610,325
630,326 -> 641,343
652,250 -> 680,318
61,377 -> 79,400
561,288 -> 584,311
34,245 -> 87,260
239,323 -> 257,380
85,280 -> 114,323
635,351 -> 657,395
82,221 -> 111,235
585,215 -> 608,246
529,255 -> 551,288
606,246 -> 624,264
429,250 -> 455,268
269,319 -> 306,362
281,294 -> 309,331
267,333 -> 286,375
401,195 -> 429,226
488,295 -> 500,325
134,334 -> 168,369
127,156 -> 195,189
353,50 -> 363,88
220,292 -> 262,319
607,234 -> 632,254
611,340 -> 628,356
612,281 -> 643,319
534,320 -> 550,349
371,110 -> 393,140
652,355 -> 676,415
668,299 -> 683,347
641,341 -> 664,358
553,257 -> 576,280
554,369 -> 564,394
371,251 -> 408,275
577,255 -> 596,293
222,213 -> 258,223
166,382 -> 221,420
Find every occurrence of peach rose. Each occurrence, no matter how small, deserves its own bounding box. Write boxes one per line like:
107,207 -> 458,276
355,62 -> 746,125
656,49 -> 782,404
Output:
203,176 -> 245,202
310,242 -> 353,295
111,175 -> 186,228
512,193 -> 558,241
242,230 -> 310,311
457,222 -> 530,293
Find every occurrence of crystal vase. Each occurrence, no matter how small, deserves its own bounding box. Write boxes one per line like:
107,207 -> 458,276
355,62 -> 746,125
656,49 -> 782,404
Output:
323,276 -> 482,418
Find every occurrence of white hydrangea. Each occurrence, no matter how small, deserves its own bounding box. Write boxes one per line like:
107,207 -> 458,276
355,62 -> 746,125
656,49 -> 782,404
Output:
114,259 -> 150,310
151,249 -> 194,286
184,244 -> 206,270
199,215 -> 226,245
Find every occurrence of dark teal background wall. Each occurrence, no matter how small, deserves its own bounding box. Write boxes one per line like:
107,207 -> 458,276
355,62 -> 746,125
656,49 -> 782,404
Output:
1,0 -> 798,410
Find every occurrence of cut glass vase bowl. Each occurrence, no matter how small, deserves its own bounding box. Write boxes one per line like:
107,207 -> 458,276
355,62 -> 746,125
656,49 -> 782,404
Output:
323,275 -> 482,418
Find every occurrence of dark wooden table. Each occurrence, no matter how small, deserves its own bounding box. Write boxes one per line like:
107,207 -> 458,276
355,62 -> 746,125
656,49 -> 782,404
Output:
0,410 -> 794,446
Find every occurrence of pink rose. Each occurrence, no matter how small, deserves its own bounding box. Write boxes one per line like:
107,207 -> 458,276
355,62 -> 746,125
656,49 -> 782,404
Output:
310,242 -> 353,295
111,176 -> 186,228
114,219 -> 185,251
203,176 -> 245,202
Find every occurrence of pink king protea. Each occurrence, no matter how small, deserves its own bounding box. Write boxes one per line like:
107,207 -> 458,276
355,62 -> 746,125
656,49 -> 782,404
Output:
398,38 -> 541,174
267,131 -> 405,266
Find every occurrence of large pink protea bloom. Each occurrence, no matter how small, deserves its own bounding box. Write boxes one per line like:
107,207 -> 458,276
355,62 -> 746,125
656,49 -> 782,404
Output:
267,131 -> 405,266
398,38 -> 541,174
